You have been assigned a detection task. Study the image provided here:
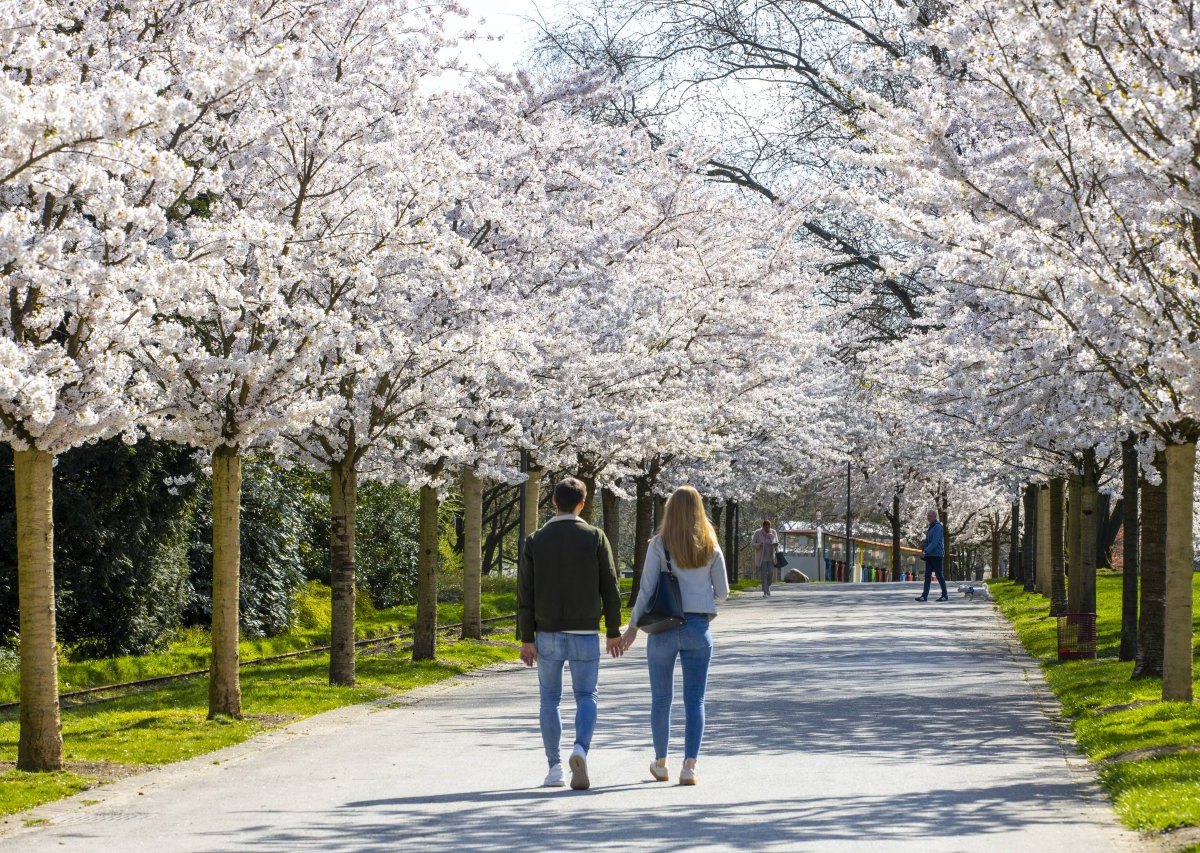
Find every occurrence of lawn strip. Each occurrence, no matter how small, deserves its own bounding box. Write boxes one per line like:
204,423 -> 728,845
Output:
992,574 -> 1200,835
0,631 -> 519,818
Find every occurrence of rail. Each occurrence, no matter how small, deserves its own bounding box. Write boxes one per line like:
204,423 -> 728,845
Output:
0,613 -> 518,712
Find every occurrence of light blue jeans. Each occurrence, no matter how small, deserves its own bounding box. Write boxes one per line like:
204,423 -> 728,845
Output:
647,613 -> 713,761
536,632 -> 600,768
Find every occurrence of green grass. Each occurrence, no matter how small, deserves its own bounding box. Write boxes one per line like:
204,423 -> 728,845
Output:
993,574 -> 1200,834
0,634 -> 519,816
0,579 -> 523,817
0,771 -> 91,817
0,582 -> 521,705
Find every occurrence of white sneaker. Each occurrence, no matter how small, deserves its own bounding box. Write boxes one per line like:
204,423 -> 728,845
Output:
543,764 -> 565,787
568,746 -> 590,790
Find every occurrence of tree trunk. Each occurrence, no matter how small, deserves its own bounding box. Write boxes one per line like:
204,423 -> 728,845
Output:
990,529 -> 1001,582
1080,451 -> 1099,615
653,493 -> 666,531
15,449 -> 62,771
522,464 -> 543,539
939,492 -> 952,580
1009,497 -> 1020,582
1119,436 -> 1139,662
725,498 -> 736,582
1049,478 -> 1067,614
1133,451 -> 1166,679
1036,485 -> 1051,596
601,487 -> 621,567
461,467 -> 484,641
1067,474 -> 1083,612
1162,439 -> 1195,702
709,498 -> 723,532
1023,485 -> 1036,592
891,494 -> 902,580
630,475 -> 654,604
578,468 -> 596,524
329,457 -> 358,686
209,445 -> 242,719
413,483 -> 440,661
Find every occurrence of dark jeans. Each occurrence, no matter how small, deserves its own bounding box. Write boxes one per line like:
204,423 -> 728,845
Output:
922,556 -> 947,598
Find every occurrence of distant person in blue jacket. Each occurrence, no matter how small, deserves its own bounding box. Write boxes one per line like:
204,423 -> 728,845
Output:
916,509 -> 948,602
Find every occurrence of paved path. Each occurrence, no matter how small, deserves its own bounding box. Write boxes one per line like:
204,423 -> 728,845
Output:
2,584 -> 1138,852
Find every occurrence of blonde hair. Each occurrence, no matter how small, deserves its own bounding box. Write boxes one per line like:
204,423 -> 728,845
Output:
658,486 -> 719,569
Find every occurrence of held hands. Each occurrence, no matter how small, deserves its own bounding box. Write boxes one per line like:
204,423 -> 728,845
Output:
520,642 -> 537,667
523,636 -> 626,666
620,625 -> 638,652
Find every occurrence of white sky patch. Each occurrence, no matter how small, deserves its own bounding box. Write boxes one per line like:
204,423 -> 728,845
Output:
450,0 -> 556,71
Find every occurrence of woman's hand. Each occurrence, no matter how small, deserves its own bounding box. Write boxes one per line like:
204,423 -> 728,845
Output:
620,625 -> 638,651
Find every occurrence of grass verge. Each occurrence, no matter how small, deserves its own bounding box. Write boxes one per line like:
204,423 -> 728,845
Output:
0,632 -> 519,819
992,574 -> 1200,838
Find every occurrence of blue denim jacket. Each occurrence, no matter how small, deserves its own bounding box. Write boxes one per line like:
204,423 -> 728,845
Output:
923,521 -> 945,557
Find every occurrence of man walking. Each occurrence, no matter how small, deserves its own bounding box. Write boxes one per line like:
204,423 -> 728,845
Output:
916,509 -> 949,602
518,476 -> 624,790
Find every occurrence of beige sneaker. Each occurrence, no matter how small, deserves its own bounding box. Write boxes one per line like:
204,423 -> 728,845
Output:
679,765 -> 698,786
569,747 -> 590,790
650,761 -> 669,782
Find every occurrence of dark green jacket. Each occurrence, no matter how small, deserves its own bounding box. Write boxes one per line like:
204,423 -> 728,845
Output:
517,517 -> 622,642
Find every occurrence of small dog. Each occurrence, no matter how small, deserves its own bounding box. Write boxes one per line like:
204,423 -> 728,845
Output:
956,583 -> 991,601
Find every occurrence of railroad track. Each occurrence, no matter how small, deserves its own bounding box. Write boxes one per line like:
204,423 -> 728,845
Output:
0,613 -> 518,712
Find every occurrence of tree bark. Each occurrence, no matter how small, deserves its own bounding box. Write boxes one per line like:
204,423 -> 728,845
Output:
725,498 -> 736,582
1009,497 -> 1020,582
329,457 -> 358,685
939,491 -> 952,580
412,482 -> 440,661
15,449 -> 63,771
1080,451 -> 1099,615
653,493 -> 666,531
209,445 -> 242,719
578,468 -> 597,524
522,463 -> 543,539
1162,439 -> 1195,702
708,497 -> 723,532
891,493 -> 902,580
1133,451 -> 1166,679
601,487 -> 621,566
1036,485 -> 1051,596
1023,484 -> 1037,593
1067,474 -> 1083,612
1049,478 -> 1067,614
630,474 -> 654,604
461,466 -> 484,641
1119,437 -> 1139,662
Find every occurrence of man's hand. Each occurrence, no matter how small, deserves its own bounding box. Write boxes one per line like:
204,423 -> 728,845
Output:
520,642 -> 537,667
606,637 -> 624,658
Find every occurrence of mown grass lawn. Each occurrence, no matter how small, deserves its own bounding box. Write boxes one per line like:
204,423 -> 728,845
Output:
993,574 -> 1200,836
0,633 -> 520,818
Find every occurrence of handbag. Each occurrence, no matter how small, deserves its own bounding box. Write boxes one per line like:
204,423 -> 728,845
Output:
774,551 -> 789,569
636,546 -> 685,634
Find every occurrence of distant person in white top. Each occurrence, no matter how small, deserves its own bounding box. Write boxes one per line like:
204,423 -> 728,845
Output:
621,486 -> 729,786
751,520 -> 779,597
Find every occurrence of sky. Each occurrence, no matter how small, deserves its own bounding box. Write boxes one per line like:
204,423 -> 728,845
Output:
451,0 -> 555,70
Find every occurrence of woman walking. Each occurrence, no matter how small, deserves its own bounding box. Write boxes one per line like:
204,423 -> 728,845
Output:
621,486 -> 729,785
751,520 -> 779,596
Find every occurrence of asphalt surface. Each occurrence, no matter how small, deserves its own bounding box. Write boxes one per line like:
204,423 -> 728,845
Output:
1,583 -> 1139,852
